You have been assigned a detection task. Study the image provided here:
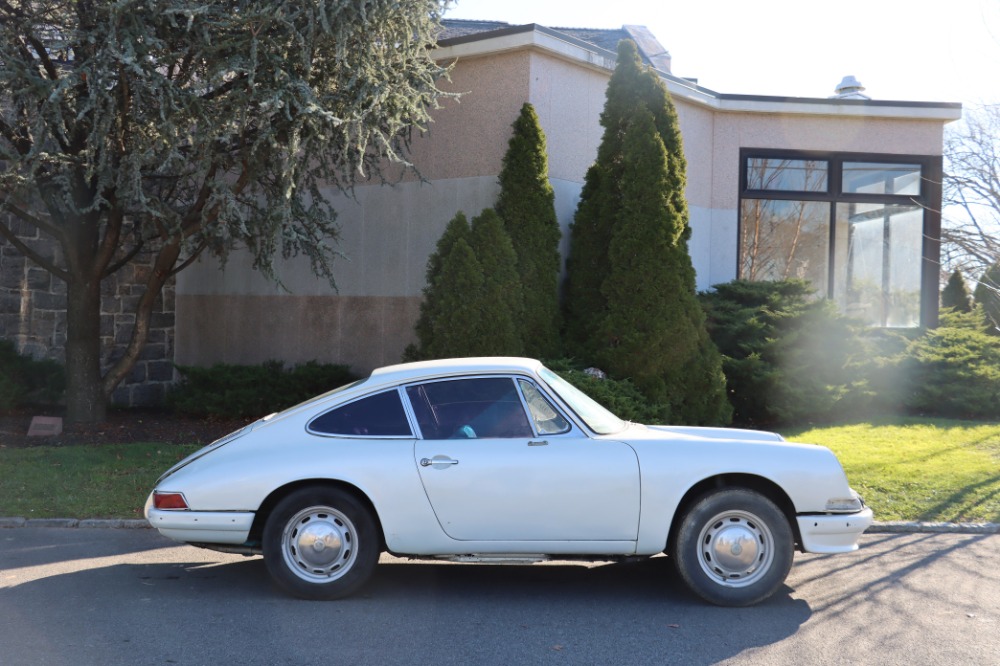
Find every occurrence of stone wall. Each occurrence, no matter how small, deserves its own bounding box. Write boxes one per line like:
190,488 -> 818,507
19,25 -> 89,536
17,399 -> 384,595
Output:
0,214 -> 176,407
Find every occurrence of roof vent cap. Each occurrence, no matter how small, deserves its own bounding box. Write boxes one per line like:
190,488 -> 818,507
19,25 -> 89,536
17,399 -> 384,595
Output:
831,75 -> 870,100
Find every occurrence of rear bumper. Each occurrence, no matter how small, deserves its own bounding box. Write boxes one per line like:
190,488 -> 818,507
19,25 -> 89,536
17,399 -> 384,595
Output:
145,495 -> 254,545
797,507 -> 874,554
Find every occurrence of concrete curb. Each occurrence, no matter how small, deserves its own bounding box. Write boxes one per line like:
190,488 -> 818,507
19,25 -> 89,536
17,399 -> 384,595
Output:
0,517 -> 997,534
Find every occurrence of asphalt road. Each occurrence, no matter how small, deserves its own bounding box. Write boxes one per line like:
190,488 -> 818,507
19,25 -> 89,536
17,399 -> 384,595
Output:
1,529 -> 997,666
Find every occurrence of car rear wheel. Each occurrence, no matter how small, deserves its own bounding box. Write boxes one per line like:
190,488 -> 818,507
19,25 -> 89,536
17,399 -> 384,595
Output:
671,488 -> 793,607
263,486 -> 379,600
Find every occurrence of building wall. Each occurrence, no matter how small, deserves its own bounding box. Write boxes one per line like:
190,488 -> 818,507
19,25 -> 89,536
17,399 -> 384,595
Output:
0,210 -> 177,406
174,46 -> 952,376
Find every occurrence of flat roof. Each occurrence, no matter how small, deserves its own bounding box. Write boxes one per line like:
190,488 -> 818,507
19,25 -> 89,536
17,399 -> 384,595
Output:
436,21 -> 962,122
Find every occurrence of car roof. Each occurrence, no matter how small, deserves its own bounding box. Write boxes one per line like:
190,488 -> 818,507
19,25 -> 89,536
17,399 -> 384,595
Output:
368,357 -> 544,387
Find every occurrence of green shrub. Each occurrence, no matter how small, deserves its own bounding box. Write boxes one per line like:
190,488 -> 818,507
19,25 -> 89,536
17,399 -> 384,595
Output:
546,359 -> 670,424
941,269 -> 972,312
168,360 -> 358,418
974,261 -> 1000,333
0,340 -> 65,411
898,309 -> 1000,419
700,280 -> 873,425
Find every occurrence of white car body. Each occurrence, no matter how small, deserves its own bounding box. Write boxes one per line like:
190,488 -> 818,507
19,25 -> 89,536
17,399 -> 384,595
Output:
146,357 -> 872,605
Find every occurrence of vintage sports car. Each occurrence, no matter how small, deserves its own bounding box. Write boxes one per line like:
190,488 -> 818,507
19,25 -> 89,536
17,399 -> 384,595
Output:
146,357 -> 872,606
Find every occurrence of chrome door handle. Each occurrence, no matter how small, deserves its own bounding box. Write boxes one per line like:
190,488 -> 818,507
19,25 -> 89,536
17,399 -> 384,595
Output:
420,457 -> 459,467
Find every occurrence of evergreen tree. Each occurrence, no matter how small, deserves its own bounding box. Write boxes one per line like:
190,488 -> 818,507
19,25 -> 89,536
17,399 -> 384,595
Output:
563,40 -> 729,424
495,103 -> 562,357
468,209 -> 525,356
597,105 -> 728,423
974,261 -> 1000,333
425,239 -> 490,358
405,212 -> 471,361
941,270 -> 973,312
406,209 -> 525,360
564,39 -> 689,357
0,1 -> 450,422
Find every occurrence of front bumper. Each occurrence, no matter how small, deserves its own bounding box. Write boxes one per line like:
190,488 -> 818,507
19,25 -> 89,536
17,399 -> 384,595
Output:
145,495 -> 254,545
797,507 -> 874,554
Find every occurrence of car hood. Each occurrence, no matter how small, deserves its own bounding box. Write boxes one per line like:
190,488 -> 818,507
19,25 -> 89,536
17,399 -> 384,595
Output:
644,424 -> 786,443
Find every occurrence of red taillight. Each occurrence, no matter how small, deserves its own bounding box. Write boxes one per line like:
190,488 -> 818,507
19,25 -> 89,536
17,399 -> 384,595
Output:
153,491 -> 189,510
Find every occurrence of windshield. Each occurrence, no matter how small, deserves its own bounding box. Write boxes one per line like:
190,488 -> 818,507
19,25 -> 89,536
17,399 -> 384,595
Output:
539,368 -> 626,435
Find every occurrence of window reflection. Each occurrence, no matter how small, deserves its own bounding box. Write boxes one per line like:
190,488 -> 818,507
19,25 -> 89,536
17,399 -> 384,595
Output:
842,162 -> 921,196
834,204 -> 922,327
747,158 -> 828,192
739,199 -> 830,293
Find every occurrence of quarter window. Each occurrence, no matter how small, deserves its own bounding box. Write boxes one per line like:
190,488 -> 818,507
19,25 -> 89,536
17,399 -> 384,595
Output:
308,390 -> 412,437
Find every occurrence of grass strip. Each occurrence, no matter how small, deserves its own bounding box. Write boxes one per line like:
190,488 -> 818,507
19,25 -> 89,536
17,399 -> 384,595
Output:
0,443 -> 199,519
785,418 -> 1000,523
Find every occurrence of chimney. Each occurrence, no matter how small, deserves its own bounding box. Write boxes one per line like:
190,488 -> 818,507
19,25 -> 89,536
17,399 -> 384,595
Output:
831,75 -> 870,100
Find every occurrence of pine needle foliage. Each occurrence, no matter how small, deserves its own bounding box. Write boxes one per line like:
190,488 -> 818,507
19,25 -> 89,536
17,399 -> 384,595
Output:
564,40 -> 728,424
495,103 -> 562,357
0,0 -> 451,421
941,270 -> 973,312
564,39 -> 689,356
406,209 -> 524,360
974,261 -> 1000,333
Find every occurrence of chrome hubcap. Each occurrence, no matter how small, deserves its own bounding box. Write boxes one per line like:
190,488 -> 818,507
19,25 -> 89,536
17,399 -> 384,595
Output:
697,510 -> 774,587
281,505 -> 357,583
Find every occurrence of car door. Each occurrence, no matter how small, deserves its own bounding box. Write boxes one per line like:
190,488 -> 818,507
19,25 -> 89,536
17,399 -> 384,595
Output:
408,376 -> 640,542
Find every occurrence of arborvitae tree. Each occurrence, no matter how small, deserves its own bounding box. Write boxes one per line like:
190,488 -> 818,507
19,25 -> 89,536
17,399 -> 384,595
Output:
468,209 -> 525,356
941,270 -> 973,312
404,212 -> 471,361
563,40 -> 729,424
597,105 -> 728,423
564,39 -> 690,357
495,103 -> 562,357
425,239 -> 489,358
406,209 -> 525,360
974,261 -> 1000,333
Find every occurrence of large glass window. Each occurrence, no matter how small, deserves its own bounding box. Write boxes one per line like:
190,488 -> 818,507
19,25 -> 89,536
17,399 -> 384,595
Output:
739,151 -> 939,327
740,199 -> 830,293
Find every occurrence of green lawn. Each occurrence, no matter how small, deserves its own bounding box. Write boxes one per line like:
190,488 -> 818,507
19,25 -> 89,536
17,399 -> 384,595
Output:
1,417 -> 998,523
0,443 -> 199,519
784,418 -> 1000,523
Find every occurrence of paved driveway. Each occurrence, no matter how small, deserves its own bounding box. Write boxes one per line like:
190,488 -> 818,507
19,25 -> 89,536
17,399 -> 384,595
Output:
1,529 -> 997,665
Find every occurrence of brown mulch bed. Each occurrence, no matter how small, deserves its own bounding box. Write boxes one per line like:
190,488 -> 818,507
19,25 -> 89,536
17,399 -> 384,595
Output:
0,408 -> 253,448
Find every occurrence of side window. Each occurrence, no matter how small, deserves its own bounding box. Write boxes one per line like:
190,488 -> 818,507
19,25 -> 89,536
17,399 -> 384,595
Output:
406,378 -> 533,439
309,390 -> 412,437
517,379 -> 571,435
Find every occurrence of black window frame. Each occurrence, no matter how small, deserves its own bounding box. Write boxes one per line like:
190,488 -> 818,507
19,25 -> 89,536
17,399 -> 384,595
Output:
739,148 -> 943,328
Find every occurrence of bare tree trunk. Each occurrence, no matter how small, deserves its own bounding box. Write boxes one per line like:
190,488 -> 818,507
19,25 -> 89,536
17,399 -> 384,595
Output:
64,276 -> 106,423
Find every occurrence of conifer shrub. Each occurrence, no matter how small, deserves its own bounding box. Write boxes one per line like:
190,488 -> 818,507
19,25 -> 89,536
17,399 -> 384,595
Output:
405,209 -> 525,360
700,280 -> 872,425
0,340 -> 65,411
495,103 -> 562,358
168,361 -> 357,418
563,40 -> 729,425
941,269 -> 972,312
897,308 -> 1000,419
974,261 -> 1000,333
545,359 -> 669,424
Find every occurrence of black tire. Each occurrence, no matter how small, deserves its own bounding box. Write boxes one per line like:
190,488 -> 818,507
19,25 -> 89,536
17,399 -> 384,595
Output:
671,488 -> 793,607
263,486 -> 379,600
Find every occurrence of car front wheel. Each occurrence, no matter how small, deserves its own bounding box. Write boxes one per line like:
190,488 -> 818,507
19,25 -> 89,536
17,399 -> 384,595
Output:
263,486 -> 379,600
671,488 -> 793,607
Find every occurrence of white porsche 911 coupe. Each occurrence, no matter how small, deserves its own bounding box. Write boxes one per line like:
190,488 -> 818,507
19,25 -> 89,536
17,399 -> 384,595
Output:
146,357 -> 872,606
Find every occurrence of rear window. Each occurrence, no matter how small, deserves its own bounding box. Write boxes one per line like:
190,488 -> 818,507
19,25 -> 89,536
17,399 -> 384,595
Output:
308,389 -> 412,437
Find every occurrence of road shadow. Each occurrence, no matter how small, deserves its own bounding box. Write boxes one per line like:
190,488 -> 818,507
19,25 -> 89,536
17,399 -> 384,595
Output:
0,551 -> 811,666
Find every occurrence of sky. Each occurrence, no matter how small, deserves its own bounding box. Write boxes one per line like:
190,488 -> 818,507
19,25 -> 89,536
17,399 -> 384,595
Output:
445,0 -> 1000,111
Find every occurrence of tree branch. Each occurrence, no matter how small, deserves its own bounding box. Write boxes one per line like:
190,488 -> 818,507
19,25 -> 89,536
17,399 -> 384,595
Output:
0,213 -> 70,281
